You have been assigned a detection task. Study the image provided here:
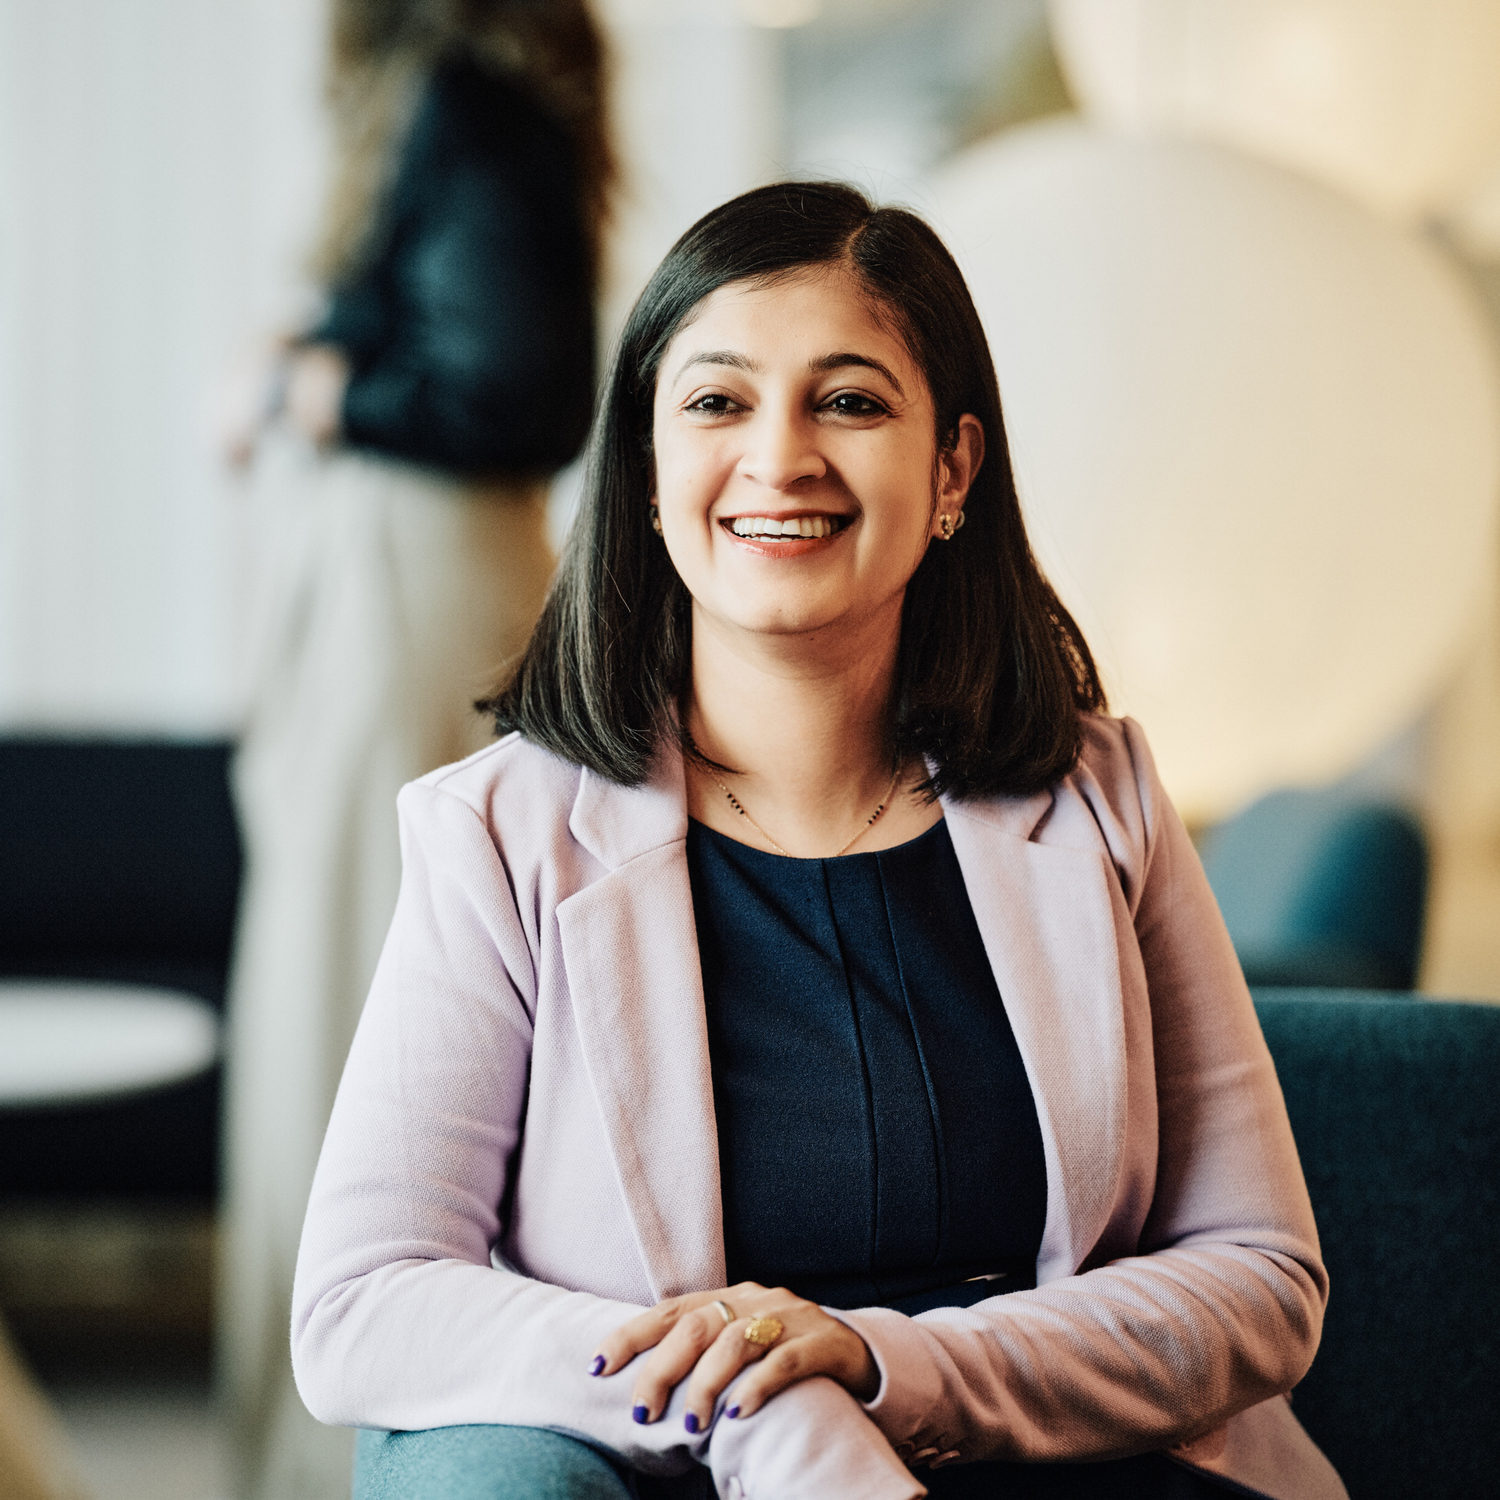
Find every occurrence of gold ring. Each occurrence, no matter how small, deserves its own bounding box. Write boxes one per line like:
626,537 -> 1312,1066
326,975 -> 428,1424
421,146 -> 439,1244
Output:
743,1316 -> 783,1348
710,1300 -> 734,1327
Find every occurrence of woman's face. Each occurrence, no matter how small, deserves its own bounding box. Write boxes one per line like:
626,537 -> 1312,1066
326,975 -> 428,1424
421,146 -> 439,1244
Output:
650,267 -> 981,649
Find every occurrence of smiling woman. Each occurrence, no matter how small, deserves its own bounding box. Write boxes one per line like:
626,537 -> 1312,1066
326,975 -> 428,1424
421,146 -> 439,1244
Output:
290,182 -> 1346,1500
493,184 -> 1102,817
650,270 -> 977,631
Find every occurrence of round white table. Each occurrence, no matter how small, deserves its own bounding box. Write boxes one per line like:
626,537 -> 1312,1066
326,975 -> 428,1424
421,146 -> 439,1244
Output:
0,982 -> 219,1107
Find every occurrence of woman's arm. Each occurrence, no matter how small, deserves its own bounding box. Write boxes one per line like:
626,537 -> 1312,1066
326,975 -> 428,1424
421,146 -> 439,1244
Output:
291,777 -> 922,1499
829,721 -> 1327,1466
216,336 -> 348,466
290,783 -> 669,1444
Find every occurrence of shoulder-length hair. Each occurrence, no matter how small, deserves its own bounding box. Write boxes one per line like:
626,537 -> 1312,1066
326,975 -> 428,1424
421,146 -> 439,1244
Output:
487,180 -> 1104,801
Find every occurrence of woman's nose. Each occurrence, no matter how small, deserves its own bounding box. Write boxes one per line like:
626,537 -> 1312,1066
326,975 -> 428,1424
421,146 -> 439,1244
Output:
736,407 -> 826,491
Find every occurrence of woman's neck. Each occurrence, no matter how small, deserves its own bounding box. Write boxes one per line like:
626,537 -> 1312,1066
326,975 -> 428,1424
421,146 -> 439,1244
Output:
684,606 -> 941,858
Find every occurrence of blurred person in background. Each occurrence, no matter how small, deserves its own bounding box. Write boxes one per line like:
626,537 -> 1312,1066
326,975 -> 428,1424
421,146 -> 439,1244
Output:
217,1 -> 612,1494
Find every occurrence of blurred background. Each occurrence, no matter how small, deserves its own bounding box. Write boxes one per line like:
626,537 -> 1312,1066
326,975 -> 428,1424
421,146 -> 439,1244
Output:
2,2 -> 1499,1498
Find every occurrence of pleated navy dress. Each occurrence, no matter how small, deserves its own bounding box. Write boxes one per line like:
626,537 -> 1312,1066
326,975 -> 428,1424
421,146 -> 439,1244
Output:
686,818 -> 1232,1499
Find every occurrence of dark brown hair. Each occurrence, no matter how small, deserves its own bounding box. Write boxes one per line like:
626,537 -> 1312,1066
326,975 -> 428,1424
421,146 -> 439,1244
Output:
487,180 -> 1104,800
315,0 -> 613,282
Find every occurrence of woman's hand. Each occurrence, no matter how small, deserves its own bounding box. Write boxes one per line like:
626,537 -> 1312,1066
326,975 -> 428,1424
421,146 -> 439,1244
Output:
591,1283 -> 879,1435
215,337 -> 347,466
284,344 -> 349,447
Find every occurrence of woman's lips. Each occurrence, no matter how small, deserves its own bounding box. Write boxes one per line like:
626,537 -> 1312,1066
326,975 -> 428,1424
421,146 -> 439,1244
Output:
727,514 -> 847,539
720,514 -> 852,558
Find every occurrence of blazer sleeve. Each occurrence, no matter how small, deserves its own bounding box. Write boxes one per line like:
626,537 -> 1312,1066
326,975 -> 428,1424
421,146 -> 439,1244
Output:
831,723 -> 1328,1465
291,779 -> 923,1500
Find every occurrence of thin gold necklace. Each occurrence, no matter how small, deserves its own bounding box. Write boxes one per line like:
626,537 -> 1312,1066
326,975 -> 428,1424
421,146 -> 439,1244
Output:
702,766 -> 902,859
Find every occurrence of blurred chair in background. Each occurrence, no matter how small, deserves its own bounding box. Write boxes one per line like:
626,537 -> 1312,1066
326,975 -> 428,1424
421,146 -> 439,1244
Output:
1253,989 -> 1500,1499
215,3 -> 614,1495
0,738 -> 241,1500
1202,789 -> 1429,989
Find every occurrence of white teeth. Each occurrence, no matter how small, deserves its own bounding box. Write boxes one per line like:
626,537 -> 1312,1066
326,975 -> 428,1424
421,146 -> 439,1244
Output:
729,516 -> 837,538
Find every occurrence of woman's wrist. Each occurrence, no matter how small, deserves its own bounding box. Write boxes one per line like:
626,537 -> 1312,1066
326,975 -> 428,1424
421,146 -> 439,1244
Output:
832,1322 -> 880,1402
284,342 -> 350,446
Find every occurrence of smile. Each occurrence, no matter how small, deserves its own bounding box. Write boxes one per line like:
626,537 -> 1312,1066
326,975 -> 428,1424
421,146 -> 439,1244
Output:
727,515 -> 848,539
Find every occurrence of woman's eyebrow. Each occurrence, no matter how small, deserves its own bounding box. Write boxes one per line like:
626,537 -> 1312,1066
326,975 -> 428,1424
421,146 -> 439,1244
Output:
672,349 -> 905,396
675,349 -> 761,379
809,352 -> 905,396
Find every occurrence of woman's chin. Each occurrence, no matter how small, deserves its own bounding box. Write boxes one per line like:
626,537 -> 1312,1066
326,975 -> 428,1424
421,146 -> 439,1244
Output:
694,591 -> 900,649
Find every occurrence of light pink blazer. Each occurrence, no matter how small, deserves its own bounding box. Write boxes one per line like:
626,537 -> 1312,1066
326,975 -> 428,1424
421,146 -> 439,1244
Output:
292,715 -> 1347,1500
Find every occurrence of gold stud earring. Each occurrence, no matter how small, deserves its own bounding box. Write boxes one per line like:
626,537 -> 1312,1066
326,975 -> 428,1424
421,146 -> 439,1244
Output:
938,509 -> 964,541
650,504 -> 663,536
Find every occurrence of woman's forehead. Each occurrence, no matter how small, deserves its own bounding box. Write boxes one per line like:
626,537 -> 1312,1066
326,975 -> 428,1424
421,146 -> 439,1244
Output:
660,267 -> 922,389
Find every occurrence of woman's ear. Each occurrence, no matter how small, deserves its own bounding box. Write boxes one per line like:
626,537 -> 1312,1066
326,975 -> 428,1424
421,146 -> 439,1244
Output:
932,414 -> 985,537
944,414 -> 985,503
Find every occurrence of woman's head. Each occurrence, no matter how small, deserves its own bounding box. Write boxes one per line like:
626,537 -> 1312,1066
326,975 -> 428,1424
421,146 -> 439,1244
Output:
650,262 -> 983,656
489,181 -> 1104,799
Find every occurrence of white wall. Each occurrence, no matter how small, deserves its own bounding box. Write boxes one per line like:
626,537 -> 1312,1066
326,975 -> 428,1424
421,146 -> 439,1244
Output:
600,2 -> 784,326
0,0 -> 328,734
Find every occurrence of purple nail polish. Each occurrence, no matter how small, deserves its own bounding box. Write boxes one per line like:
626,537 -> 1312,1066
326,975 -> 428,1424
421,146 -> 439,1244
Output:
588,1355 -> 605,1377
632,1404 -> 650,1425
684,1412 -> 701,1434
725,1405 -> 741,1420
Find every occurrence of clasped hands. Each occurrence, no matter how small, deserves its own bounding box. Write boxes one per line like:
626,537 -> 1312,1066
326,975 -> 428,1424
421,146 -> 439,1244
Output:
590,1281 -> 879,1435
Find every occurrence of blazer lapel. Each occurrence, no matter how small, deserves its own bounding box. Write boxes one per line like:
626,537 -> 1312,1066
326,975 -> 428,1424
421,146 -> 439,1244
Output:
556,750 -> 726,1301
944,794 -> 1130,1283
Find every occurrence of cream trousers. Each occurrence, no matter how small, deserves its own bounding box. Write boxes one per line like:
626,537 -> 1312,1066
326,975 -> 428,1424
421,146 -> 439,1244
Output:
218,441 -> 554,1500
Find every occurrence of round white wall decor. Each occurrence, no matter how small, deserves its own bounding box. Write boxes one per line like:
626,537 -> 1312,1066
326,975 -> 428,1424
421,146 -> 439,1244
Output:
929,121 -> 1500,821
1047,0 -> 1500,223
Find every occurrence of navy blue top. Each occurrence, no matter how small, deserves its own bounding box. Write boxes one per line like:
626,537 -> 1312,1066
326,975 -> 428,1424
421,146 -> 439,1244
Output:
680,818 -> 1238,1500
685,817 -> 1048,1315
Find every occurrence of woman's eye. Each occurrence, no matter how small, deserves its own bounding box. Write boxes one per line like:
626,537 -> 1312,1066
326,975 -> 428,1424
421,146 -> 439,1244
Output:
686,393 -> 739,415
824,392 -> 887,418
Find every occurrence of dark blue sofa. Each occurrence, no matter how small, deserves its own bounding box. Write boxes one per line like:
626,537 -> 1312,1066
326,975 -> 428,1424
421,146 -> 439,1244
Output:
1253,989 -> 1499,1498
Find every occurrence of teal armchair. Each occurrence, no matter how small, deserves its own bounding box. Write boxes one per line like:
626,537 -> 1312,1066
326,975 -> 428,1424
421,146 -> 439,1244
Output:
1253,989 -> 1499,1498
